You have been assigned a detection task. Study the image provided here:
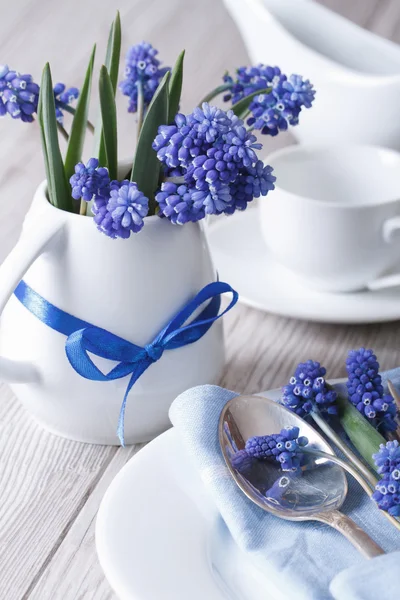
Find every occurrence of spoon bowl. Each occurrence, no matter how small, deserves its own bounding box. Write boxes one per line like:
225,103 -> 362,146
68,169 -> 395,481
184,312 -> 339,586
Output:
219,395 -> 384,558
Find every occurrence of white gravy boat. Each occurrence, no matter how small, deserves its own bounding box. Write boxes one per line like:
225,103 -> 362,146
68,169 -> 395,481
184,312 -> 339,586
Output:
223,0 -> 400,149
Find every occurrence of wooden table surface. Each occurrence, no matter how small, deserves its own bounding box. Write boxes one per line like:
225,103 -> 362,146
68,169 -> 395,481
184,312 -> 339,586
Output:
1,0 -> 400,598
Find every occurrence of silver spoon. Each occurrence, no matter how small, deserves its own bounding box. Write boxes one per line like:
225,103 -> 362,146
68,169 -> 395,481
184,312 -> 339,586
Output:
219,395 -> 384,559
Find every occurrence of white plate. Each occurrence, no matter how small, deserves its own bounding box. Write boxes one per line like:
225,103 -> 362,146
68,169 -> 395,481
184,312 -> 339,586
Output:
206,206 -> 400,324
96,427 -> 284,600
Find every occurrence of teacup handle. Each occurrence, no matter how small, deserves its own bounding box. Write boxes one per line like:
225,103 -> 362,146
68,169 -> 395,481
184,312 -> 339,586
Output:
0,206 -> 66,383
367,216 -> 400,291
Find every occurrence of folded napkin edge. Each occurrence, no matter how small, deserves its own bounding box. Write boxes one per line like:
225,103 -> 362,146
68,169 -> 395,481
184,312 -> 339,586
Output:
169,383 -> 238,424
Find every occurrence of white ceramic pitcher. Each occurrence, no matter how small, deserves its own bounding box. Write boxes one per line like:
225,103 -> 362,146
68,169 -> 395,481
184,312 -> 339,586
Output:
0,176 -> 225,445
223,0 -> 400,149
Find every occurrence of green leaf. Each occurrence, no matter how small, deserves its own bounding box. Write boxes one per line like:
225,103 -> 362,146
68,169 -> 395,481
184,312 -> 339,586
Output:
168,50 -> 185,123
231,87 -> 272,119
38,63 -> 73,212
105,10 -> 121,94
336,390 -> 386,471
37,89 -> 52,202
93,12 -> 121,165
64,45 -> 96,181
131,71 -> 170,211
99,65 -> 118,180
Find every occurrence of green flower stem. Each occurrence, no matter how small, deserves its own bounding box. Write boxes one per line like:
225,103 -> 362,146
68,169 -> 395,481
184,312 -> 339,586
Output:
57,122 -> 69,142
335,391 -> 386,470
79,200 -> 87,216
59,103 -> 95,133
311,409 -> 378,488
198,83 -> 231,106
302,447 -> 400,533
136,81 -> 145,138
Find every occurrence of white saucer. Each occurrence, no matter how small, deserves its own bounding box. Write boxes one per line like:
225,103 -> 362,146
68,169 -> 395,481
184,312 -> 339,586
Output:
96,427 -> 284,600
206,207 -> 400,324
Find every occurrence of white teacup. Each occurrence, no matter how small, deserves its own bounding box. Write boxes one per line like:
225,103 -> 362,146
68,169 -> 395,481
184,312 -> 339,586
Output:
260,145 -> 400,293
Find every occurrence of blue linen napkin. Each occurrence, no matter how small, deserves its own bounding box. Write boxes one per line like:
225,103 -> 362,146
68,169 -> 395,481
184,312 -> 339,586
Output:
169,375 -> 400,600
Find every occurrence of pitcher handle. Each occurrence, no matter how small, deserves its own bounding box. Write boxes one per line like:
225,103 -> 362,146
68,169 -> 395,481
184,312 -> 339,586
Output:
367,216 -> 400,291
0,204 -> 66,383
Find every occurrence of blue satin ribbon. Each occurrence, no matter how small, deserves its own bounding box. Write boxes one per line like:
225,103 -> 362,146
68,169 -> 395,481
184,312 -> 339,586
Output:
14,279 -> 238,445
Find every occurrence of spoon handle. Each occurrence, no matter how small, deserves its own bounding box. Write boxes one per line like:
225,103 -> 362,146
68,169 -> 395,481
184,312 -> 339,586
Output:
313,510 -> 384,559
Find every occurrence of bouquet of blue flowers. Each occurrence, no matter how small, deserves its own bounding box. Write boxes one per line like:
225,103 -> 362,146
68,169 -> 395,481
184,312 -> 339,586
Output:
235,348 -> 400,531
1,12 -> 315,239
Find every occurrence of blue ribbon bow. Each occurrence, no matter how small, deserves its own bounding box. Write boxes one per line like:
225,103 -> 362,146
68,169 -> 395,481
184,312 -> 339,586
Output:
14,280 -> 238,445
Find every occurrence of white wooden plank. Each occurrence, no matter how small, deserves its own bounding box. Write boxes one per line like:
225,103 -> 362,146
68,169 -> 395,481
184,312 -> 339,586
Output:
0,383 -> 116,600
27,447 -> 142,600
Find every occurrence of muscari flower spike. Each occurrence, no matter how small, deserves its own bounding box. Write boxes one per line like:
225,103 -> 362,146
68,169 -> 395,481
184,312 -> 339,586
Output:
281,360 -> 338,418
346,348 -> 398,433
93,180 -> 149,239
223,65 -> 315,136
231,449 -> 255,474
153,102 -> 275,223
0,66 -> 79,124
155,181 -> 206,225
0,64 -> 39,122
245,426 -> 309,472
373,441 -> 400,517
69,158 -> 150,240
70,158 -> 110,202
119,42 -> 170,113
226,160 -> 276,213
53,82 -> 79,125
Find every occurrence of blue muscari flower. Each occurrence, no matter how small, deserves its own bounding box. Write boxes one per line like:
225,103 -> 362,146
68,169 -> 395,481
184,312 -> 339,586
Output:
0,64 -> 39,122
92,190 -> 113,236
119,42 -> 170,113
223,65 -> 284,104
93,180 -> 149,239
231,449 -> 255,474
265,474 -> 293,504
373,440 -> 400,475
346,348 -> 398,433
222,124 -> 262,168
188,103 -> 232,143
0,66 -> 79,124
281,360 -> 338,418
53,82 -> 79,124
70,158 -> 110,202
282,74 -> 315,109
105,180 -> 149,238
153,103 -> 274,222
226,160 -> 276,214
372,479 -> 400,517
153,105 -> 236,171
196,183 -> 233,215
245,160 -> 276,197
248,95 -> 294,136
373,443 -> 400,516
245,426 -> 309,472
153,104 -> 260,176
155,181 -> 206,225
223,65 -> 315,136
